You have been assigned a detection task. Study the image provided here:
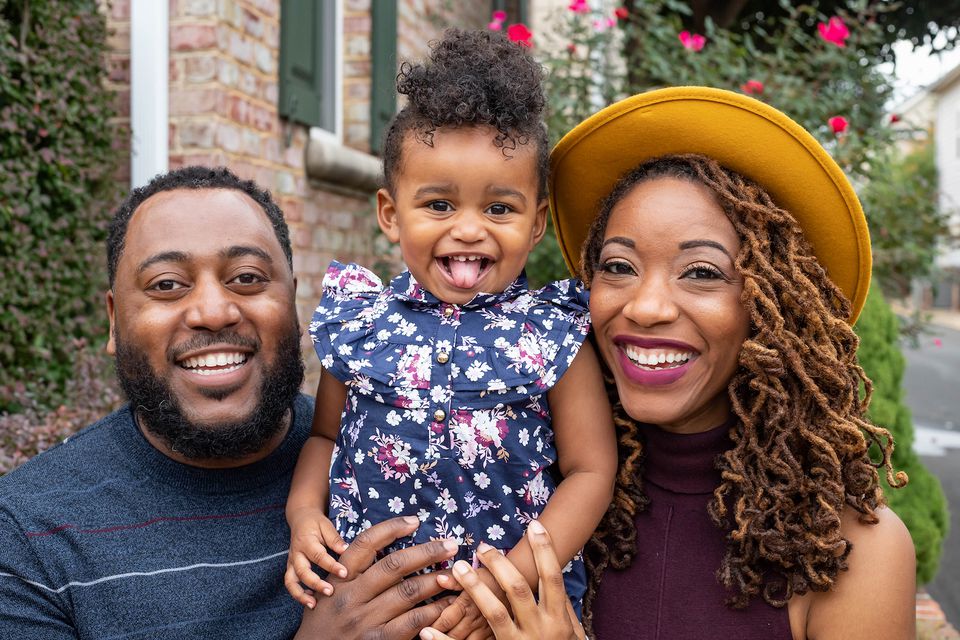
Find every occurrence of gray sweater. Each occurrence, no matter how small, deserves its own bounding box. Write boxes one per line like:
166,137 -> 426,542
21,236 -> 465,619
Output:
0,394 -> 312,639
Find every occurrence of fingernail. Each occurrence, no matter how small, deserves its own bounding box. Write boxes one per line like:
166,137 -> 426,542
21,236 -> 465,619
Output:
442,539 -> 458,553
307,601 -> 315,610
453,560 -> 471,575
528,519 -> 546,535
404,515 -> 420,525
323,587 -> 332,596
420,630 -> 434,640
477,541 -> 494,553
337,567 -> 347,578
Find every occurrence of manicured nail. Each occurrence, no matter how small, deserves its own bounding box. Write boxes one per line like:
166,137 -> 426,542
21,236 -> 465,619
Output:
442,539 -> 459,553
453,560 -> 471,575
528,519 -> 546,535
477,541 -> 495,553
403,515 -> 420,525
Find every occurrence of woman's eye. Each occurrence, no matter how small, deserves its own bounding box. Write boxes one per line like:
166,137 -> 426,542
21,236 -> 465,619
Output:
486,203 -> 512,216
427,200 -> 453,212
683,264 -> 724,280
598,260 -> 634,276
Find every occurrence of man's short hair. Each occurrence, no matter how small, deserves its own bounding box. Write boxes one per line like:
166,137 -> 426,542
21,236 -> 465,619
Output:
107,166 -> 293,287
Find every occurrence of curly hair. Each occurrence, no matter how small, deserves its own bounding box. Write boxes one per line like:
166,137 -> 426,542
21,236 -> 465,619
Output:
107,165 -> 292,287
577,154 -> 906,632
381,28 -> 549,198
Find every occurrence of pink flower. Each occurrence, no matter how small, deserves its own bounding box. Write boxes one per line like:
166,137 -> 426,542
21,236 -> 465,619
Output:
568,0 -> 589,13
489,10 -> 506,30
679,31 -> 706,51
934,338 -> 943,347
492,10 -> 507,21
818,16 -> 850,47
828,115 -> 849,134
740,80 -> 764,95
488,20 -> 502,30
507,23 -> 533,47
614,6 -> 628,19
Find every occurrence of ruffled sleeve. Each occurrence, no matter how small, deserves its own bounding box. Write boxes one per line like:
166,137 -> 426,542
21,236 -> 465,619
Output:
308,261 -> 385,383
450,278 -> 591,396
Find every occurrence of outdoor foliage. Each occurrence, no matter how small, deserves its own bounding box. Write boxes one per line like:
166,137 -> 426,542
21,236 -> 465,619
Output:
503,0 -> 949,583
0,0 -> 118,413
855,283 -> 948,584
861,142 -> 953,298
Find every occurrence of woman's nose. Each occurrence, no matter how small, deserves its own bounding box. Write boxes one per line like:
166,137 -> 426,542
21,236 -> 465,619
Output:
620,275 -> 681,327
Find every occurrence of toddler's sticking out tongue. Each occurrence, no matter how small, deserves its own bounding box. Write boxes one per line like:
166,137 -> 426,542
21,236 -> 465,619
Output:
446,256 -> 486,289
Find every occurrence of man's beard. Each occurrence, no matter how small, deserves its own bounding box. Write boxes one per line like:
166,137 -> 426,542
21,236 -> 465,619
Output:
113,325 -> 305,460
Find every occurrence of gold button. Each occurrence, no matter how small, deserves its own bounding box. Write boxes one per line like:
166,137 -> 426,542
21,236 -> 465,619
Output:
433,409 -> 446,422
443,306 -> 454,317
437,351 -> 450,364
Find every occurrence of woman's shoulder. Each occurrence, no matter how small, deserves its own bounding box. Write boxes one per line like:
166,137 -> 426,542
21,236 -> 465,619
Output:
790,506 -> 915,639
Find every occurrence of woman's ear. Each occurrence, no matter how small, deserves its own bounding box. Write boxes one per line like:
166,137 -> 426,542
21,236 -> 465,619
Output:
376,188 -> 401,243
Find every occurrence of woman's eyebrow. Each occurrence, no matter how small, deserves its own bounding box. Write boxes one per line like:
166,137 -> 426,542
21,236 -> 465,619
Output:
679,239 -> 733,258
601,236 -> 635,249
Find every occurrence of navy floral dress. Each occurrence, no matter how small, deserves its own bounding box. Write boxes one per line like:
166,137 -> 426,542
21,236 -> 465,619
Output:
309,261 -> 590,611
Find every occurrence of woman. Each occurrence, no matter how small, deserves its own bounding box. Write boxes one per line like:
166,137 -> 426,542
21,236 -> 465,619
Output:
424,87 -> 916,639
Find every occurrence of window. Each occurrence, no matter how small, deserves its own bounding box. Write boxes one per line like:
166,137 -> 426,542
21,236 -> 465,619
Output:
279,0 -> 340,132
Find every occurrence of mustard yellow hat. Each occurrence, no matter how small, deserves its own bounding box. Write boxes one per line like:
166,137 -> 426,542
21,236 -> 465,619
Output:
548,86 -> 871,324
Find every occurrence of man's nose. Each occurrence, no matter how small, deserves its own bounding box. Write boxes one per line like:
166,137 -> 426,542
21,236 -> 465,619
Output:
183,277 -> 242,331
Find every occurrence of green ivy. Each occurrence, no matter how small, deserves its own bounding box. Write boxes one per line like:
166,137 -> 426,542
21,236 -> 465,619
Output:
0,0 -> 118,413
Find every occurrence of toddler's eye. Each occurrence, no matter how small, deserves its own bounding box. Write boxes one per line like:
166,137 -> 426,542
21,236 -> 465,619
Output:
486,203 -> 513,216
427,200 -> 453,212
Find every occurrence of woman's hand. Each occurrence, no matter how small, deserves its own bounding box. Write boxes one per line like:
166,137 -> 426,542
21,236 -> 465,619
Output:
420,520 -> 585,640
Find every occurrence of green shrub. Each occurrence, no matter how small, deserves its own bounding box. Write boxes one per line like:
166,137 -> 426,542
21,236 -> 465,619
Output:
0,0 -> 118,412
855,282 -> 948,584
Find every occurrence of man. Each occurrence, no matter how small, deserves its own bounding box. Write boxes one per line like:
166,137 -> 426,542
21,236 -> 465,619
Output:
0,166 -> 457,639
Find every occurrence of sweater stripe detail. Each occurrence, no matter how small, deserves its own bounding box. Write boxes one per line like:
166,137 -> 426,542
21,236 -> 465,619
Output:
0,550 -> 289,594
24,503 -> 284,538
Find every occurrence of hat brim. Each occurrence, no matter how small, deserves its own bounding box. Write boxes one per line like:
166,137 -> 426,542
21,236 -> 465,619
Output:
548,86 -> 871,324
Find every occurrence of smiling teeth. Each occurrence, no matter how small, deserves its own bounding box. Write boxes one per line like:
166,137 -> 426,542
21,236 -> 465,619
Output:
181,352 -> 247,370
450,256 -> 483,261
622,346 -> 694,368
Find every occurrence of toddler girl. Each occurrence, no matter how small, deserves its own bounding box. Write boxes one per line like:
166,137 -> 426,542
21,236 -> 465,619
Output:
285,28 -> 615,635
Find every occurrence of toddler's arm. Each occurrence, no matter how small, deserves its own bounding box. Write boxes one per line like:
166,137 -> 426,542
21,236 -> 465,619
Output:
285,369 -> 351,608
434,340 -> 617,636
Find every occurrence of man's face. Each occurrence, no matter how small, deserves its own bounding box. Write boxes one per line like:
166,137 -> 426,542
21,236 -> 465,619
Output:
107,188 -> 303,460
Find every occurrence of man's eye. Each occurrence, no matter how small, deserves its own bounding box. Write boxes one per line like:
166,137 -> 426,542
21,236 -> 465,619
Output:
427,201 -> 453,212
486,203 -> 512,216
231,273 -> 265,285
151,280 -> 183,292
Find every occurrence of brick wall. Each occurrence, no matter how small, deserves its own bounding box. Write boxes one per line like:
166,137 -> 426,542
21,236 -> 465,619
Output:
103,0 -> 490,387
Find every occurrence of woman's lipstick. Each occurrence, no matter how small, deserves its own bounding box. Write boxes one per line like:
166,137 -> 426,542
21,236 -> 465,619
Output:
615,337 -> 697,386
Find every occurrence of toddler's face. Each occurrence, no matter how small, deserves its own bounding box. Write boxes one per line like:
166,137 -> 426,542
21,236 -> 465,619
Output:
377,125 -> 546,304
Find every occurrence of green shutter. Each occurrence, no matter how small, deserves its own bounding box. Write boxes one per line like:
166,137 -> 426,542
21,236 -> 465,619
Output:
370,0 -> 397,154
279,0 -> 335,130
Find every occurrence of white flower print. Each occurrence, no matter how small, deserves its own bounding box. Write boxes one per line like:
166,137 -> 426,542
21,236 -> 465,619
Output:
430,385 -> 450,404
354,449 -> 365,465
386,410 -> 402,427
474,472 -> 491,489
487,525 -> 505,541
518,428 -> 529,447
436,489 -> 457,514
388,497 -> 404,514
465,361 -> 492,382
338,343 -> 354,356
368,487 -> 380,499
487,379 -> 506,392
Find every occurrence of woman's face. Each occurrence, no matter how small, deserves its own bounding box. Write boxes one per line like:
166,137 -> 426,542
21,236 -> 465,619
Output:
589,176 -> 750,434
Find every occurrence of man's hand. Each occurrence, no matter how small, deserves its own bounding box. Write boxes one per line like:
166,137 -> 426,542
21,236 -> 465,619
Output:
294,516 -> 460,640
285,507 -> 349,607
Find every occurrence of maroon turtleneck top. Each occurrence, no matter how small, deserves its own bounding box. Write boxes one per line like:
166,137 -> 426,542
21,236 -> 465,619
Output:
591,422 -> 792,639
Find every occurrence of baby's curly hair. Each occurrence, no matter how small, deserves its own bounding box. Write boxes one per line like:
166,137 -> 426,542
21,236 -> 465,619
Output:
577,154 -> 906,633
382,28 -> 548,198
